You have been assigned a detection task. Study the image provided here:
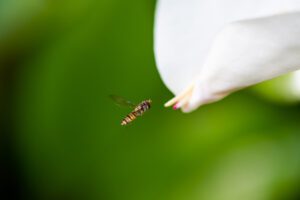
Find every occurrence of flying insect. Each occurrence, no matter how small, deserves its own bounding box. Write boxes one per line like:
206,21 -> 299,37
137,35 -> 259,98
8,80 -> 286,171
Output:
110,95 -> 152,125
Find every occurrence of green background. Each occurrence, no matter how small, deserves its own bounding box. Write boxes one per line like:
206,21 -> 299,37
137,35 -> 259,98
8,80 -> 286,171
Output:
1,0 -> 300,200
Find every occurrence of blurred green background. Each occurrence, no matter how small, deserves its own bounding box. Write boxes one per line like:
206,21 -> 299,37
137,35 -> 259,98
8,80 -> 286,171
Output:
1,0 -> 300,200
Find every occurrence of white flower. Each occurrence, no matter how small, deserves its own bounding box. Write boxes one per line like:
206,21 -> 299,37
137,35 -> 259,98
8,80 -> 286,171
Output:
154,0 -> 300,112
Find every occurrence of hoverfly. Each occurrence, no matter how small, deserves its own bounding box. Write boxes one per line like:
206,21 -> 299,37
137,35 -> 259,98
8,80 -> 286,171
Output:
110,95 -> 152,126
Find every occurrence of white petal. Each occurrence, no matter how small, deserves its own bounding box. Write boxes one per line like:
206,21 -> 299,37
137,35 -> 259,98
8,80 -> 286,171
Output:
154,0 -> 300,112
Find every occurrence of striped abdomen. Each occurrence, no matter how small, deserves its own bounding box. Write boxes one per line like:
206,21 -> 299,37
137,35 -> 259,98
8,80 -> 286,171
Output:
121,100 -> 151,125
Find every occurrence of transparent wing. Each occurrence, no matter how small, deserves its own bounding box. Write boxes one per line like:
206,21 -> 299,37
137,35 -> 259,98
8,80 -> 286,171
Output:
109,95 -> 136,108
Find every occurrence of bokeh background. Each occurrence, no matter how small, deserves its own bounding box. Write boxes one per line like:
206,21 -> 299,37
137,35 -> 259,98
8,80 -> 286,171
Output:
1,0 -> 300,200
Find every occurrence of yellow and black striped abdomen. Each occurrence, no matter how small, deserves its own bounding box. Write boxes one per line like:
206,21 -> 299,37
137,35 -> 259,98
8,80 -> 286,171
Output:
121,112 -> 138,126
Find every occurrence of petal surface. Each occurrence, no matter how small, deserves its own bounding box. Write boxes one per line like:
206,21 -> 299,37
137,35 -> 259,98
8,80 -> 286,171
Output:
155,0 -> 300,112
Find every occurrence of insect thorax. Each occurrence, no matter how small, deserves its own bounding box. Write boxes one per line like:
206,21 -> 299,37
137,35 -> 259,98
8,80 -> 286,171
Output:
134,101 -> 150,116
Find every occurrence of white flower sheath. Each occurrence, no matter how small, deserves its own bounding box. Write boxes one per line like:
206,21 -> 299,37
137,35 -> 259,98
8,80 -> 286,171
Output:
154,0 -> 300,112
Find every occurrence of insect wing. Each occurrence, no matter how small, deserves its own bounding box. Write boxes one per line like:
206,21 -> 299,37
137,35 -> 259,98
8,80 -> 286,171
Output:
109,95 -> 136,108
